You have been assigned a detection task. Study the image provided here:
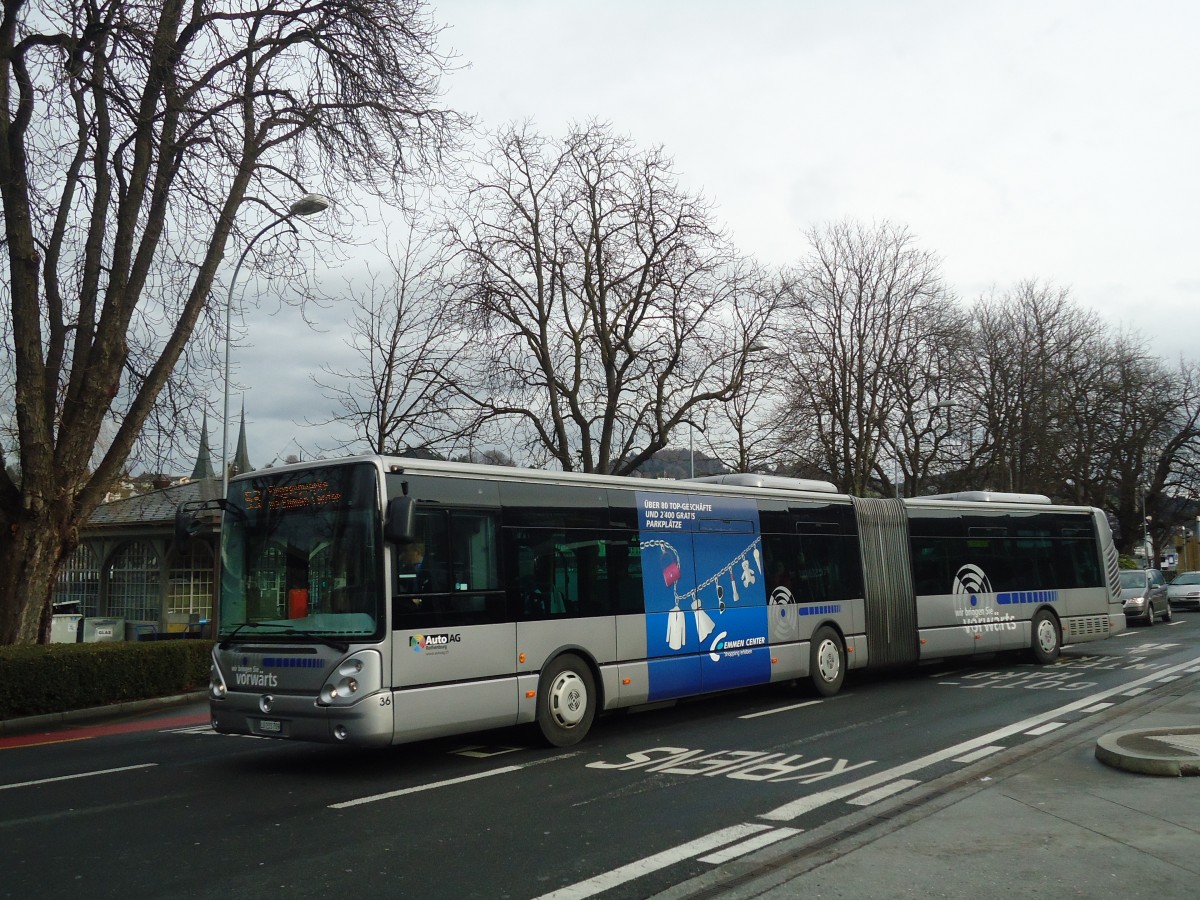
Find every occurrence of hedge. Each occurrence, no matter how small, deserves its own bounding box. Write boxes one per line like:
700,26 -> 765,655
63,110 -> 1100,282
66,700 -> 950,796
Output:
0,640 -> 213,721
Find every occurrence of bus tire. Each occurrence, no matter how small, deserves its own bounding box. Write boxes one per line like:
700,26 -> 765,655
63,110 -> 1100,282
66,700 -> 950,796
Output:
536,654 -> 596,747
1030,610 -> 1061,664
810,626 -> 845,696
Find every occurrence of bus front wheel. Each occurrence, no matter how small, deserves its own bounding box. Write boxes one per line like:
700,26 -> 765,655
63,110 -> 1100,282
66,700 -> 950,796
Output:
536,654 -> 596,747
1030,610 -> 1061,664
810,626 -> 846,696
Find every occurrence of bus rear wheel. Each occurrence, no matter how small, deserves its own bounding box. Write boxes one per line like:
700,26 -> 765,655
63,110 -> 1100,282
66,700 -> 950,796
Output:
1030,609 -> 1061,664
536,654 -> 596,747
810,626 -> 845,696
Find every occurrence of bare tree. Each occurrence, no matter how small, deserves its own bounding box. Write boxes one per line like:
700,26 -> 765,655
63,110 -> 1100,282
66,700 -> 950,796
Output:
1103,350 -> 1200,557
0,0 -> 455,644
445,122 -> 770,475
311,216 -> 482,456
688,269 -> 792,475
874,298 -> 973,496
776,220 -> 953,494
967,282 -> 1105,495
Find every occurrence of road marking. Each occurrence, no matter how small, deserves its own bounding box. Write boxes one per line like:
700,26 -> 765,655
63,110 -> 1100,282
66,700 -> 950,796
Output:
163,725 -> 262,739
1,763 -> 157,792
698,826 -> 803,864
330,764 -> 526,809
1080,702 -> 1114,713
1024,721 -> 1066,736
847,778 -> 921,806
452,745 -> 524,758
953,745 -> 1005,764
759,655 -> 1200,822
532,823 -> 773,899
740,700 -> 822,719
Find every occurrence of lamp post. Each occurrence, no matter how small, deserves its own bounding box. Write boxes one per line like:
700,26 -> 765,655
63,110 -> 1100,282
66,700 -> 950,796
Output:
1141,486 -> 1151,569
221,194 -> 330,498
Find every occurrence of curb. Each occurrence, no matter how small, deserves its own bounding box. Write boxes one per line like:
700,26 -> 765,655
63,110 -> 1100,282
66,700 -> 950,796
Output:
0,691 -> 208,736
1094,726 -> 1200,776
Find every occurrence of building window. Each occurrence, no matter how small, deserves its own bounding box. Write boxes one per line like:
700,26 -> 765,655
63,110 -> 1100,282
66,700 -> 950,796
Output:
107,540 -> 161,622
54,544 -> 100,617
168,541 -> 214,621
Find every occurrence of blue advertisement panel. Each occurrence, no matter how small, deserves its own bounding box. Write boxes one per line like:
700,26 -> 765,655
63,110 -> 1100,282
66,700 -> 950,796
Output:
636,492 -> 770,700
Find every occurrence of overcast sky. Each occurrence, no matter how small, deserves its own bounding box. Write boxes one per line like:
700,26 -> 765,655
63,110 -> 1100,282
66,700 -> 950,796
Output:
227,0 -> 1199,473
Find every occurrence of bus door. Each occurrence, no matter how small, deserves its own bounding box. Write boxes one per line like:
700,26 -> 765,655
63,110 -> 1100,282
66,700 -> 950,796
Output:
640,533 -> 702,701
693,524 -> 772,693
391,508 -> 515,738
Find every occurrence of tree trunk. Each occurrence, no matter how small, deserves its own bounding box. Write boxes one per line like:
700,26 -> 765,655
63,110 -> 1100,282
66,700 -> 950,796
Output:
0,510 -> 72,645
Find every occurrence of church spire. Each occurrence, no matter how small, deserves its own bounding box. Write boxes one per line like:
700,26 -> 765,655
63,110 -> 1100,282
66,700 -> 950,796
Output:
190,412 -> 215,480
231,401 -> 253,477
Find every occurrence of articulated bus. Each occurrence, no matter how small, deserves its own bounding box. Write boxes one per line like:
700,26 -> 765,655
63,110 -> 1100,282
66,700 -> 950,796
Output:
188,455 -> 1124,748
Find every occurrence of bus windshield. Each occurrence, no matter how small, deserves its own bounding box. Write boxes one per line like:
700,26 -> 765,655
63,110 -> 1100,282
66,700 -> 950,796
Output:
218,462 -> 384,641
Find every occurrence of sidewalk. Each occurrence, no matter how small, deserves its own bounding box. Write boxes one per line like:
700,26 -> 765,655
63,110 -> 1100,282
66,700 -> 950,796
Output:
660,672 -> 1200,900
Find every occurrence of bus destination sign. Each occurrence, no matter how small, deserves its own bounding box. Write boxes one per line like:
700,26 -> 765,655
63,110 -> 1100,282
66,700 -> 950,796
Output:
243,480 -> 345,512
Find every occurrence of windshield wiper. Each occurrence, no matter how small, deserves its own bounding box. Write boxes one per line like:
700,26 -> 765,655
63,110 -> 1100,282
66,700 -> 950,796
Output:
218,622 -> 349,653
277,628 -> 350,653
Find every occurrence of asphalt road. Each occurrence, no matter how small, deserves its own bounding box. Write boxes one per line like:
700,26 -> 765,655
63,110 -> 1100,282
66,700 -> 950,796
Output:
3,614 -> 1198,900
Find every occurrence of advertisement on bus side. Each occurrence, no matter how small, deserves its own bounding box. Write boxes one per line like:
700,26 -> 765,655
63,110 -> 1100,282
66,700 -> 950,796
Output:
636,492 -> 771,700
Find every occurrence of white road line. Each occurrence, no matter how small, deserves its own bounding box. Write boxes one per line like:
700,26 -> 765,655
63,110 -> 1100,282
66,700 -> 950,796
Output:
163,725 -> 261,739
1123,687 -> 1151,696
329,764 -> 525,809
698,827 -> 803,864
846,778 -> 921,806
452,746 -> 524,758
1080,702 -> 1114,713
953,745 -> 1006,764
740,700 -> 822,719
1,763 -> 157,792
1157,675 -> 1183,683
1024,721 -> 1066,736
533,823 -> 773,900
760,655 -> 1200,823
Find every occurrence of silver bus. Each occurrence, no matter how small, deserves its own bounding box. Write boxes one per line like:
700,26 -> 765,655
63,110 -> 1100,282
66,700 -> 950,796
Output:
188,455 -> 1124,748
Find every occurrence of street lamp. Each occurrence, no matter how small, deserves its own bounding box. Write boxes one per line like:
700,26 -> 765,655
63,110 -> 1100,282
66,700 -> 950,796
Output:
220,193 -> 330,498
1142,486 -> 1152,569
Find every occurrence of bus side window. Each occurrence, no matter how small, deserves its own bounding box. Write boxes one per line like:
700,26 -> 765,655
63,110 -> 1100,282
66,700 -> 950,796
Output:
449,511 -> 501,591
396,510 -> 450,596
760,533 -> 801,602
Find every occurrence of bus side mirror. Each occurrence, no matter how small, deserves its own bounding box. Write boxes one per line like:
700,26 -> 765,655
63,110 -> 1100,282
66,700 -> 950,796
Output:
384,495 -> 416,544
174,498 -> 235,545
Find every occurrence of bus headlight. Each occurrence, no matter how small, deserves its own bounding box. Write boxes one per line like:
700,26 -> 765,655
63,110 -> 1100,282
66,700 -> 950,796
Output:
210,662 -> 228,700
318,651 -> 380,707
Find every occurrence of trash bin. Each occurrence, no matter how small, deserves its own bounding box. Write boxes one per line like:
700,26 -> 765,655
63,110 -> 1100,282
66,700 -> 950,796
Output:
81,617 -> 125,642
50,613 -> 82,643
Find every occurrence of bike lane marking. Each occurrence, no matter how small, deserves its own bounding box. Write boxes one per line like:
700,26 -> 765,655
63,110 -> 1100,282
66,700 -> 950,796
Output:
0,712 -> 209,751
760,655 -> 1200,822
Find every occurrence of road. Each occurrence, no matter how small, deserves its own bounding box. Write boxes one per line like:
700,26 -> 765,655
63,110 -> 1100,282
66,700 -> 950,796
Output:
3,614 -> 1198,900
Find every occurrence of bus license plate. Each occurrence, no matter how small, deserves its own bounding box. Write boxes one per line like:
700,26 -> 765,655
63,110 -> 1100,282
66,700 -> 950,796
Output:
258,719 -> 282,734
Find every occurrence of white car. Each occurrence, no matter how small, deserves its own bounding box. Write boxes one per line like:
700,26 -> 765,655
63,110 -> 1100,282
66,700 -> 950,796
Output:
1167,571 -> 1200,611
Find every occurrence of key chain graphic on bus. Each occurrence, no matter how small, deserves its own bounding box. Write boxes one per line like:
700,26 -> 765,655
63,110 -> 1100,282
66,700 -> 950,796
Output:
646,538 -> 763,651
